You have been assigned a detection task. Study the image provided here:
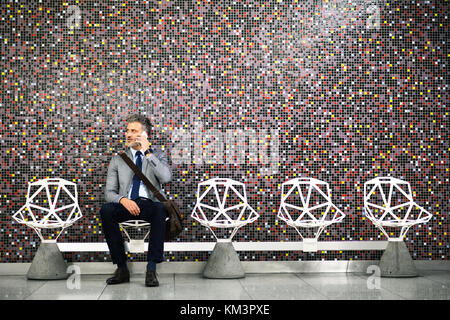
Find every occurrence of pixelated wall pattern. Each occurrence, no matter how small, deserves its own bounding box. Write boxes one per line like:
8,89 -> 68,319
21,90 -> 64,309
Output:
0,0 -> 448,263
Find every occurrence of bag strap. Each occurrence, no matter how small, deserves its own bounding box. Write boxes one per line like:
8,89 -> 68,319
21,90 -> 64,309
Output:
119,152 -> 167,202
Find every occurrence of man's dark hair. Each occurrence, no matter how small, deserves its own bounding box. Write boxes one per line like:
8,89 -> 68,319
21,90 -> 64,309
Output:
126,114 -> 153,135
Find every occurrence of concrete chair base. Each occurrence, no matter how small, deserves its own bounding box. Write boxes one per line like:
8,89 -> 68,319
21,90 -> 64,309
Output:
203,240 -> 245,279
27,241 -> 69,280
379,240 -> 419,278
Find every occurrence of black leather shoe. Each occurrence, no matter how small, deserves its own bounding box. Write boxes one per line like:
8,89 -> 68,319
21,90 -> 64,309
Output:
145,270 -> 159,287
106,267 -> 130,285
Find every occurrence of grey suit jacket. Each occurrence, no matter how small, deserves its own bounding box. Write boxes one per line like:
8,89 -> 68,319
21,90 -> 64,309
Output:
105,147 -> 172,203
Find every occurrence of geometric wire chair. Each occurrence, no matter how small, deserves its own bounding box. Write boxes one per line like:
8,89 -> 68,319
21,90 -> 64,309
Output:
191,178 -> 259,279
363,176 -> 432,241
11,178 -> 83,279
363,176 -> 433,277
191,178 -> 260,241
277,177 -> 345,251
12,178 -> 83,242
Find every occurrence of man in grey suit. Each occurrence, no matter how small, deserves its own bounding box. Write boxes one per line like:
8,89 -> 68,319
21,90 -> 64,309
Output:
100,114 -> 172,287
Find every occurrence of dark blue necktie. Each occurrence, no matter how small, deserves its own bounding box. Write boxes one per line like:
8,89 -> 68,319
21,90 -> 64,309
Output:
130,151 -> 143,200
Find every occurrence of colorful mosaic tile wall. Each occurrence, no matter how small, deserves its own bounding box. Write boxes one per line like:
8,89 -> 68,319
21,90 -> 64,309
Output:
1,0 -> 448,263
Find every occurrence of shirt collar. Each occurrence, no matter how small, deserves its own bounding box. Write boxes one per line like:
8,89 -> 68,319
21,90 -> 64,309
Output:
130,148 -> 141,158
130,147 -> 153,157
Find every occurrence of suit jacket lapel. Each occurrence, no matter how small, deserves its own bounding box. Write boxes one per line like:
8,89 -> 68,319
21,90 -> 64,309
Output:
141,151 -> 148,175
126,148 -> 133,158
124,149 -> 134,193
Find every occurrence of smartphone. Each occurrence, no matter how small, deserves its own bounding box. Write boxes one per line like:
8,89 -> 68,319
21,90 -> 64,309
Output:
129,131 -> 148,148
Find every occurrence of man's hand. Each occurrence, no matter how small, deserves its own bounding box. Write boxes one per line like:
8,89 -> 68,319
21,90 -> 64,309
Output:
135,133 -> 150,153
119,197 -> 140,216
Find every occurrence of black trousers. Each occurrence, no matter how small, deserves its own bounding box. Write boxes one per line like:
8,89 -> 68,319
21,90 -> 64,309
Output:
100,197 -> 167,267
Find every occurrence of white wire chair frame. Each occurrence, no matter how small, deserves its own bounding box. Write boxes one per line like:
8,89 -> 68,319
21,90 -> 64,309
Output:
118,219 -> 151,253
191,178 -> 260,241
12,178 -> 83,242
119,220 -> 151,242
277,178 -> 346,241
364,177 -> 433,241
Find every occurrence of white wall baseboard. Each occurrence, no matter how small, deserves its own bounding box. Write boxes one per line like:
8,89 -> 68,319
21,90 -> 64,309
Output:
1,260 -> 448,276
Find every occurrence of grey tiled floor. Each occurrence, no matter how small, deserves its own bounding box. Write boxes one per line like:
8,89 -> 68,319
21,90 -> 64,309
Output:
1,271 -> 449,300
